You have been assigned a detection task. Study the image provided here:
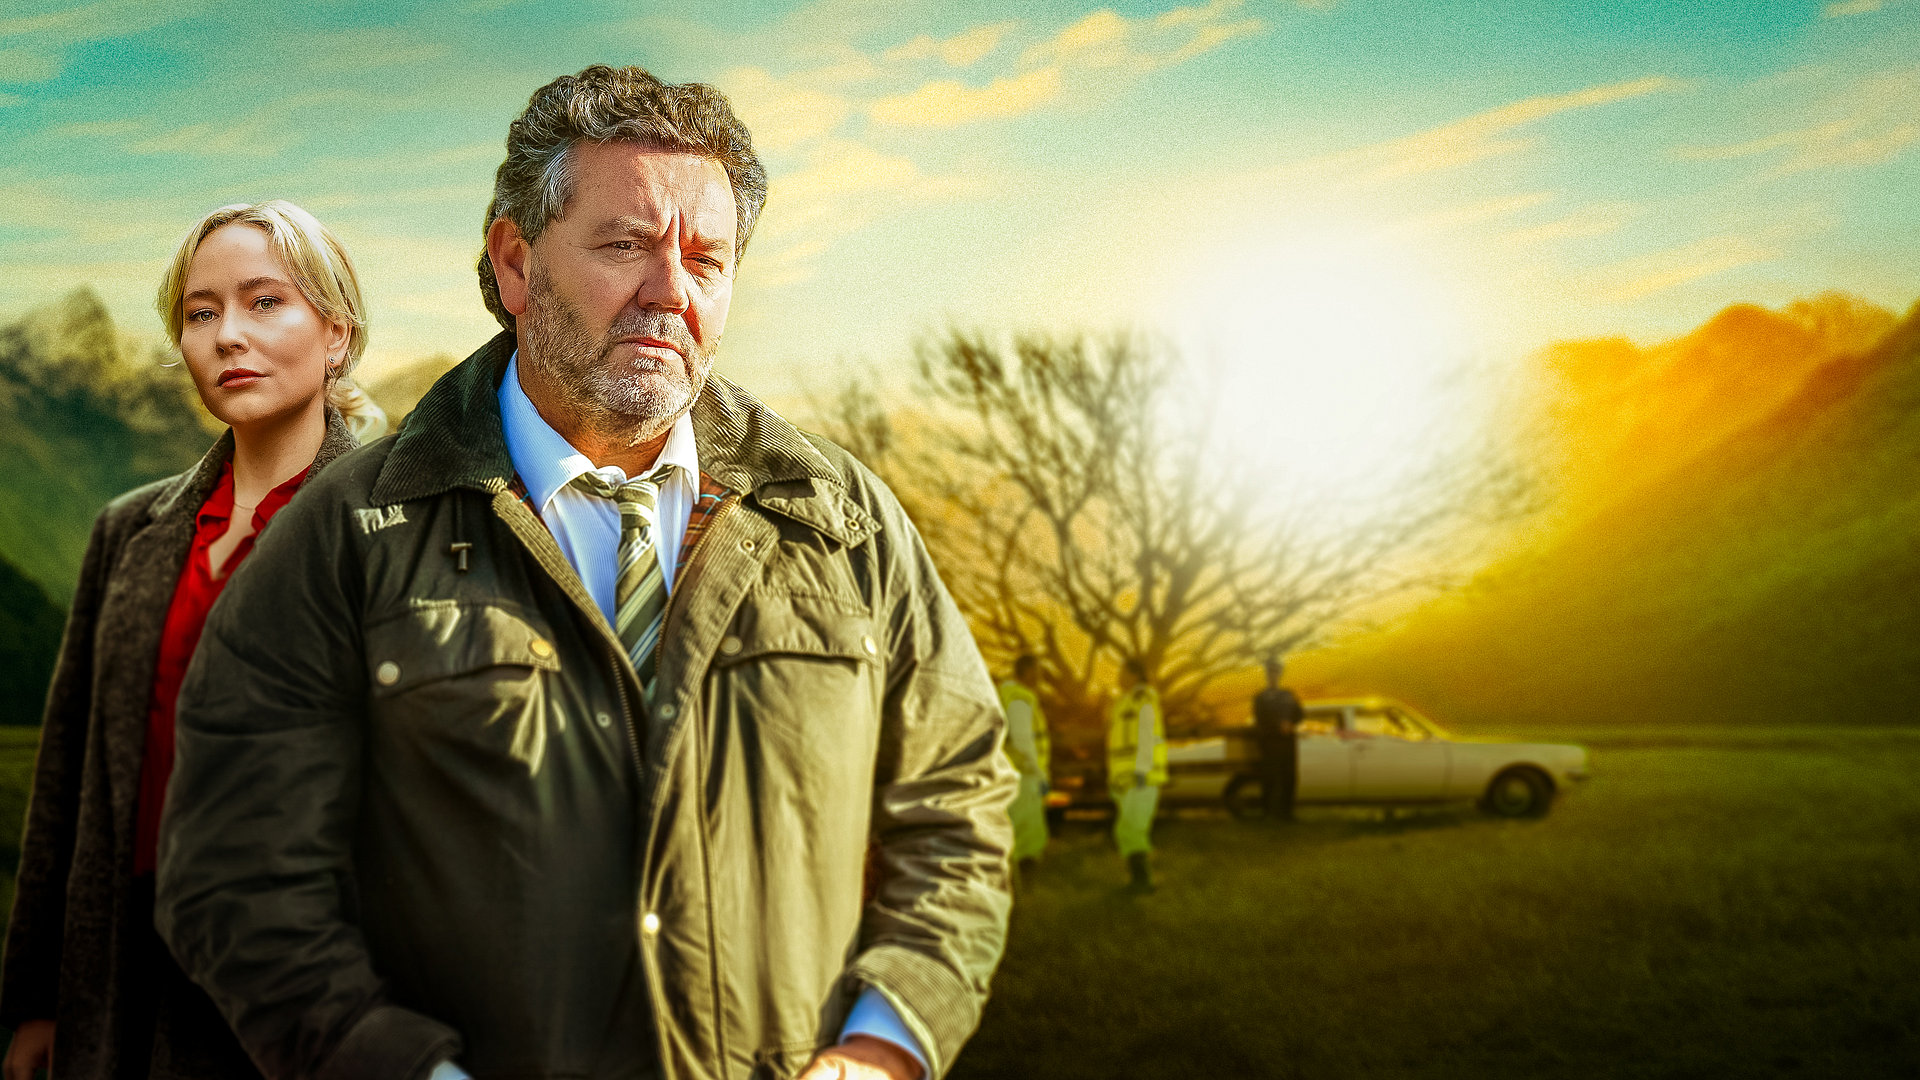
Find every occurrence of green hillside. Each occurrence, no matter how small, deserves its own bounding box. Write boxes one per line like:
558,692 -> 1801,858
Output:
1317,298 -> 1920,728
0,289 -> 211,605
0,555 -> 62,726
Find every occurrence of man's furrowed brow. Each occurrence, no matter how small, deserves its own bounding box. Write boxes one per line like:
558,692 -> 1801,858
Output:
590,217 -> 665,240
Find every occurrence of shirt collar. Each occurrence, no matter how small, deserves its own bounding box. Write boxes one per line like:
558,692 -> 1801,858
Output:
196,459 -> 308,531
498,350 -> 699,512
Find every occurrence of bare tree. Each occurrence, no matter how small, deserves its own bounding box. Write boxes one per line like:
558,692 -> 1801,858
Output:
817,328 -> 1530,755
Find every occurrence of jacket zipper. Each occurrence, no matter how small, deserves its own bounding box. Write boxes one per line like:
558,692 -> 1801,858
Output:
612,643 -> 643,780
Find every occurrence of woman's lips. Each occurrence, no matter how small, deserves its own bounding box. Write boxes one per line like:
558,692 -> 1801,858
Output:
217,368 -> 264,387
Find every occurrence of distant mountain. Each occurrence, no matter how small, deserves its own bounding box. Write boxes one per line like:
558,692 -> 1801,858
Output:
1540,292 -> 1896,521
0,289 -> 212,604
1306,294 -> 1920,728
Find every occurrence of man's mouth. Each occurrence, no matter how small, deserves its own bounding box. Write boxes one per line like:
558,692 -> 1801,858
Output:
217,368 -> 265,387
613,335 -> 686,360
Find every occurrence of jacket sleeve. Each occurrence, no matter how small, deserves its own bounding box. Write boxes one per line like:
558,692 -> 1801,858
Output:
846,490 -> 1016,1080
0,507 -> 119,1027
155,480 -> 461,1080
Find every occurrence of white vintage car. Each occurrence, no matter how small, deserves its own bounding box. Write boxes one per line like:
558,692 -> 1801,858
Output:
1161,697 -> 1590,817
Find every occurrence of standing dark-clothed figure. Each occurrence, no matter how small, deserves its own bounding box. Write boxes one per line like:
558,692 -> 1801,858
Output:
1252,658 -> 1304,821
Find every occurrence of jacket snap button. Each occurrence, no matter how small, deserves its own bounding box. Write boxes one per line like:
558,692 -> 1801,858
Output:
739,538 -> 755,552
641,912 -> 661,935
719,636 -> 743,656
861,635 -> 877,656
376,661 -> 401,686
529,637 -> 554,659
657,703 -> 678,720
595,712 -> 613,728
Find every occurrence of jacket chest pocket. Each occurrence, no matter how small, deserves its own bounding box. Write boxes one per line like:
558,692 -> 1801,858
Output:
709,593 -> 882,780
364,601 -> 565,771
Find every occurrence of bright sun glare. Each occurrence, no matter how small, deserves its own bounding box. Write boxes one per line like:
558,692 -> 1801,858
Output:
1174,232 -> 1484,523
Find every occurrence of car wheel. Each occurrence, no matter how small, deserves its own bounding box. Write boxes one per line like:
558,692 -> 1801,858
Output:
1223,773 -> 1266,820
1482,767 -> 1552,818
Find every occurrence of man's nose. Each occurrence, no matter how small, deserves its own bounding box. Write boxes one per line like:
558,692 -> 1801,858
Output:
636,247 -> 692,313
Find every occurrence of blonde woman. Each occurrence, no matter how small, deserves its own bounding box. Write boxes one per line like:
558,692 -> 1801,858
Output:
0,201 -> 383,1080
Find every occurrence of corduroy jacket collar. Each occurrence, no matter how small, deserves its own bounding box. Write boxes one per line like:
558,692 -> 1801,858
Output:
370,332 -> 872,544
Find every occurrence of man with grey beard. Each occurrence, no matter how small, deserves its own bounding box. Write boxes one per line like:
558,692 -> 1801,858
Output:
157,65 -> 1015,1080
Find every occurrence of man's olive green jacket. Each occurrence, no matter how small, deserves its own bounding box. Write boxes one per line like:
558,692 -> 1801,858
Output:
155,334 -> 1016,1080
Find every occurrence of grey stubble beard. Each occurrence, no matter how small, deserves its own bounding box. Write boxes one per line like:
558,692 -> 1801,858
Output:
520,262 -> 717,450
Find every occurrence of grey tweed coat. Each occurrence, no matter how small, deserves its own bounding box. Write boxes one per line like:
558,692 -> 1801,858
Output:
1,408 -> 356,1080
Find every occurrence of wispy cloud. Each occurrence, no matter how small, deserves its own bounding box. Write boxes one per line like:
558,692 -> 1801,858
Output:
1677,66 -> 1919,178
48,118 -> 139,137
1022,0 -> 1263,72
1396,192 -> 1557,236
0,47 -> 60,83
722,65 -> 858,152
0,0 -> 209,83
1284,76 -> 1685,184
751,140 -> 988,283
720,2 -> 1274,278
885,22 -> 1016,67
868,67 -> 1062,128
1595,235 -> 1777,302
1500,201 -> 1644,249
1824,0 -> 1886,17
872,0 -> 1264,129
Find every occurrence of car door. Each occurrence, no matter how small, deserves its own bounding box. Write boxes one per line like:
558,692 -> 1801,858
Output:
1347,705 -> 1449,800
1294,707 -> 1352,802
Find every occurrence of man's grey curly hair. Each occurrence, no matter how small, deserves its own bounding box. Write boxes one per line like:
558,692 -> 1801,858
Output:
478,64 -> 768,332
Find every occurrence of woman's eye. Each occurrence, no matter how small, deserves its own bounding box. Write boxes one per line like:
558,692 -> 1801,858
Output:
254,296 -> 280,311
187,308 -> 214,322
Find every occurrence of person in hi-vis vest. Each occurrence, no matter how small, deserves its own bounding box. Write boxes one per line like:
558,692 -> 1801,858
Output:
1107,659 -> 1168,892
997,654 -> 1051,875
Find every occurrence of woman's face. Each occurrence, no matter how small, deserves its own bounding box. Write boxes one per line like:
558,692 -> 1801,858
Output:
179,223 -> 347,430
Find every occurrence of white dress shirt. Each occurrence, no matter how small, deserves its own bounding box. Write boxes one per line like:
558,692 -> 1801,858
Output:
499,352 -> 698,621
484,353 -> 927,1078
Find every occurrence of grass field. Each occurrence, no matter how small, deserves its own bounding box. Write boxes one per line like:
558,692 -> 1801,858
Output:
956,727 -> 1920,1079
2,727 -> 1917,1077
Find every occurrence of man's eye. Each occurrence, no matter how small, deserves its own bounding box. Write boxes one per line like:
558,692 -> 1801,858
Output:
610,240 -> 638,252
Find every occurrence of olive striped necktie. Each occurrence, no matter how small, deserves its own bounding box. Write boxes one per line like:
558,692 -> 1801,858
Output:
569,466 -> 678,690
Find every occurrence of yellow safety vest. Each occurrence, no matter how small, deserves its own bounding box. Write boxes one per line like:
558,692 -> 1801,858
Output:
1107,685 -> 1168,789
997,679 -> 1050,779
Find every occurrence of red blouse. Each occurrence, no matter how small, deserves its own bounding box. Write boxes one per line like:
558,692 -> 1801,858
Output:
133,461 -> 307,876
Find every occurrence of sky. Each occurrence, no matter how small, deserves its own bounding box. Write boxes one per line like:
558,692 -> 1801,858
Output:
2,0 -> 1917,497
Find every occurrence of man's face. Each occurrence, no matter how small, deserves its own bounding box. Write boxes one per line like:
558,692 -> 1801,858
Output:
517,141 -> 737,444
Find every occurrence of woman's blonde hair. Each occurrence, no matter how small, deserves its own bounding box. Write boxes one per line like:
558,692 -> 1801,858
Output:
156,199 -> 386,440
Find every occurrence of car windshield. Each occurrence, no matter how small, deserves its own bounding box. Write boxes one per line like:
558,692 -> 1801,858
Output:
1393,706 -> 1447,740
1351,707 -> 1429,741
